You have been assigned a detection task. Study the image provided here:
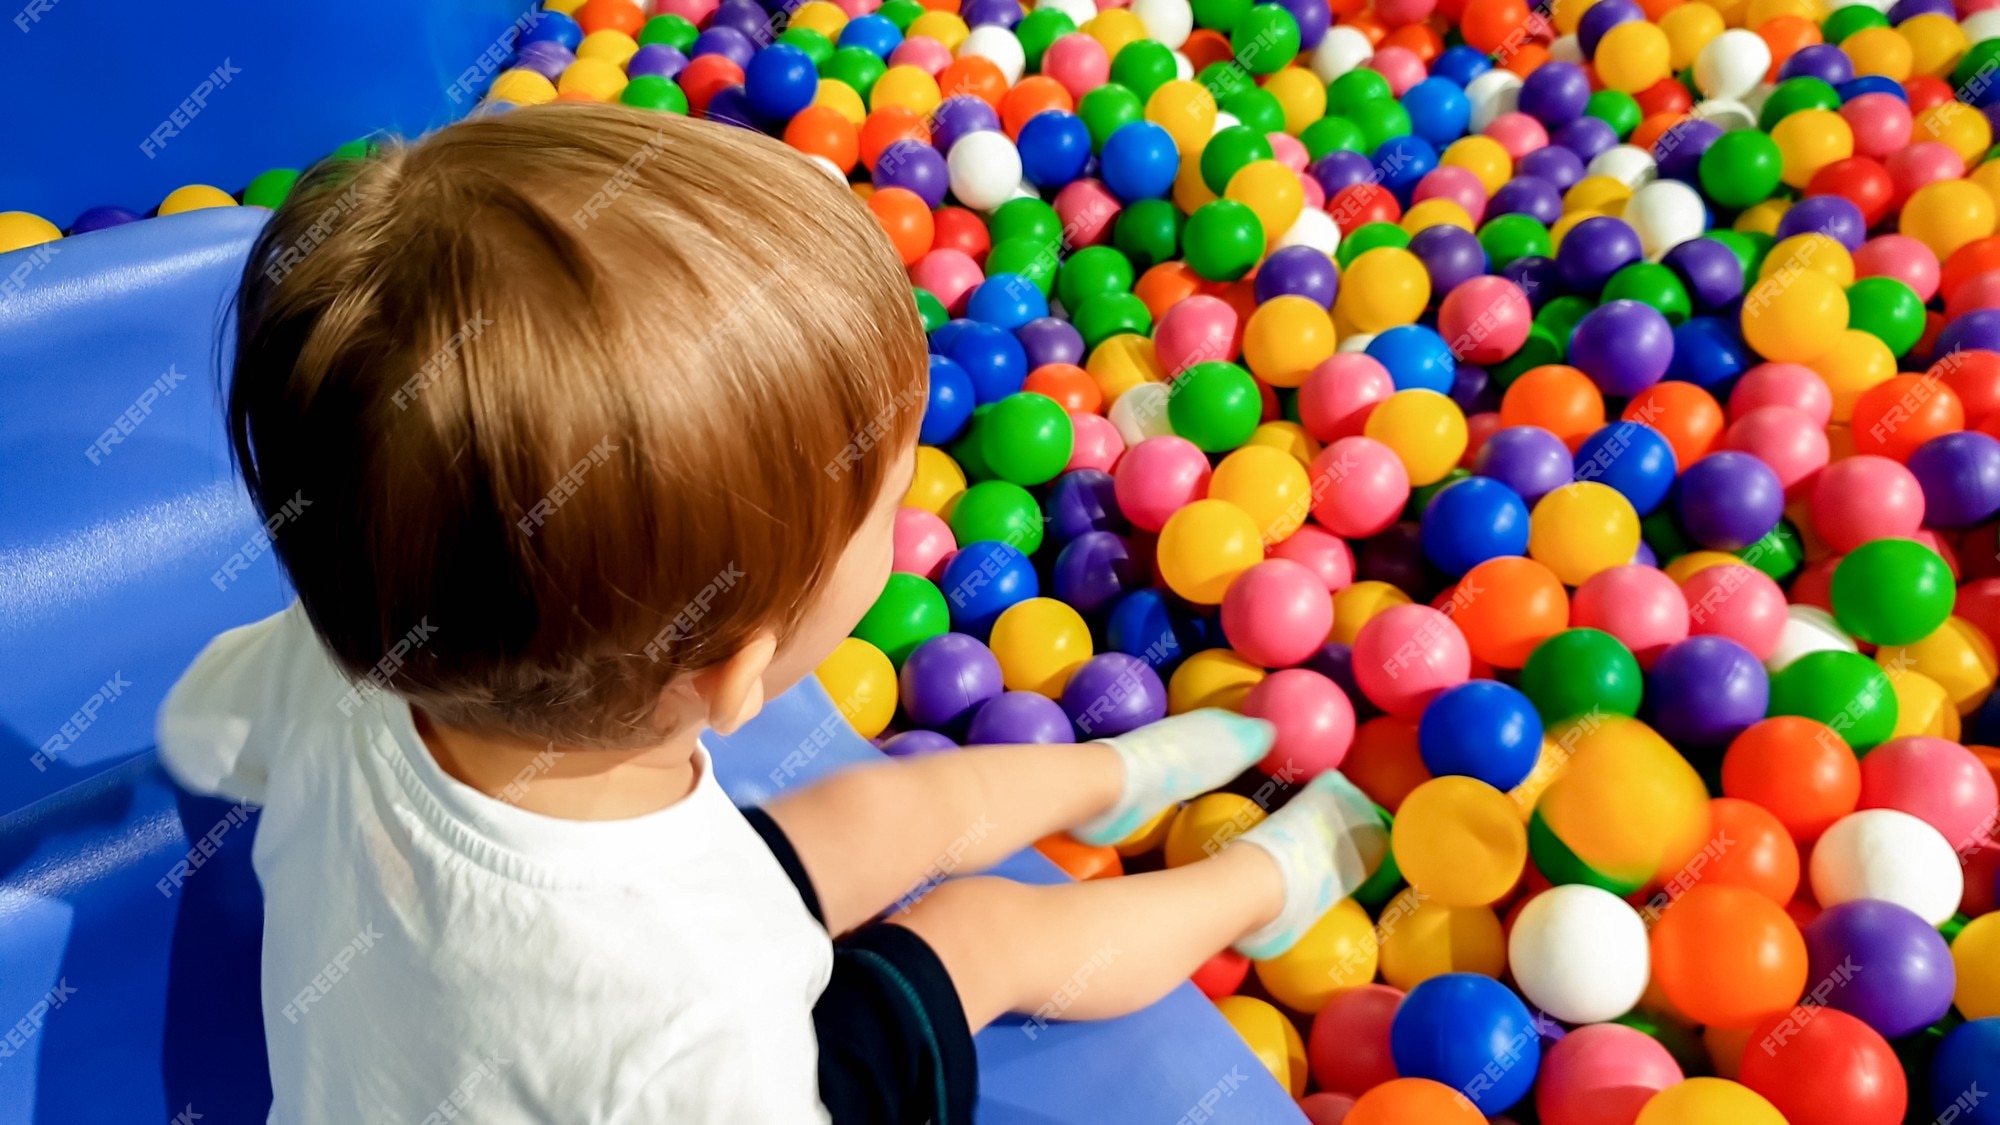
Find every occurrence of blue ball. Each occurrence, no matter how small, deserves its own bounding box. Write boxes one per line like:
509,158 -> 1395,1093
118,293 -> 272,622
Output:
1572,420 -> 1678,516
837,13 -> 902,56
1100,121 -> 1181,202
1430,45 -> 1493,88
966,273 -> 1050,331
744,43 -> 818,120
1665,316 -> 1751,391
1018,110 -> 1093,189
1417,680 -> 1543,790
922,355 -> 977,444
1373,134 -> 1439,201
520,10 -> 583,49
939,540 -> 1040,637
1106,588 -> 1206,671
945,321 -> 1030,403
1367,324 -> 1457,393
1419,476 -> 1531,576
929,317 -> 975,355
1401,78 -> 1472,148
1837,74 -> 1909,103
1391,974 -> 1542,1113
1932,1019 -> 2000,1125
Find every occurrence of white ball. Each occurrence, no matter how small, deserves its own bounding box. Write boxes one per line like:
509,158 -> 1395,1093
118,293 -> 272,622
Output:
1278,210 -> 1342,256
1765,604 -> 1857,674
805,154 -> 847,184
1173,51 -> 1194,79
1549,34 -> 1584,64
1310,26 -> 1374,84
1132,0 -> 1193,48
948,132 -> 1023,211
1588,144 -> 1658,190
1466,69 -> 1523,132
1810,809 -> 1965,925
1212,111 -> 1241,136
1109,381 -> 1175,446
960,25 -> 1027,86
1623,178 -> 1705,259
1507,885 -> 1651,1024
1690,97 -> 1758,133
1963,9 -> 2000,44
1036,0 -> 1100,27
1338,332 -> 1375,353
1694,30 -> 1771,100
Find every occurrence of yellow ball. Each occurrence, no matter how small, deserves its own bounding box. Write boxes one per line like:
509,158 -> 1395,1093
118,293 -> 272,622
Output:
1114,804 -> 1178,856
1376,887 -> 1508,990
1243,294 -> 1336,388
1550,0 -> 1598,35
542,0 -> 586,13
1401,198 -> 1474,233
1564,175 -> 1634,217
1086,332 -> 1165,403
1168,648 -> 1267,713
1085,8 -> 1148,58
1529,482 -> 1640,586
1550,209 -> 1606,250
1331,580 -> 1413,645
1878,616 -> 1999,715
1226,159 -> 1304,245
1744,0 -> 1813,27
1903,177 -> 1998,260
489,67 -> 559,105
1898,12 -> 1968,79
871,64 -> 943,115
1741,266 -> 1849,363
1211,444 -> 1315,544
1809,329 -> 1897,422
792,0 -> 849,38
1215,995 -> 1309,1097
908,10 -> 970,50
1952,912 -> 2000,1019
1158,499 -> 1264,604
1364,389 -> 1467,487
816,637 -> 897,739
1165,792 -> 1268,867
1537,717 -> 1711,886
1335,247 -> 1431,334
1757,232 -> 1854,287
1919,102 -> 1996,167
1253,899 -> 1379,1013
1770,109 -> 1853,189
1173,150 -> 1220,213
1263,67 -> 1327,135
1734,198 -> 1791,236
1146,79 -> 1219,160
907,445 -> 967,515
1634,1079 -> 1787,1125
558,56 -> 629,100
1844,26 -> 1913,81
1977,160 -> 2000,209
1596,22 -> 1672,93
575,28 -> 639,65
1660,2 -> 1724,69
1247,420 -> 1321,467
816,78 -> 868,126
157,185 -> 238,215
989,597 -> 1093,697
1888,669 -> 1958,739
1664,549 -> 1745,585
0,211 -> 61,253
1442,135 -> 1513,196
1392,776 -> 1528,907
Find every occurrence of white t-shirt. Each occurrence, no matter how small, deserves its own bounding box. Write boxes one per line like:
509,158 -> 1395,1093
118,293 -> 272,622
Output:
156,604 -> 836,1124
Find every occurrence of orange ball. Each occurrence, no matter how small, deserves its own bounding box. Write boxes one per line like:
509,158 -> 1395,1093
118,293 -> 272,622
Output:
784,104 -> 861,173
1624,380 -> 1724,468
1500,365 -> 1607,449
1448,556 -> 1571,668
1849,373 -> 1965,461
860,107 -> 933,170
1183,28 -> 1236,69
868,187 -> 936,266
1024,363 -> 1104,414
1341,716 -> 1433,813
1720,716 -> 1858,843
921,0 -> 961,11
1757,15 -> 1821,76
1631,112 -> 1690,152
1135,261 -> 1209,319
1001,76 -> 1074,138
937,54 -> 1006,108
1460,0 -> 1531,52
1381,22 -> 1444,62
1503,41 -> 1551,77
1659,797 -> 1801,906
1347,1079 -> 1487,1125
679,55 -> 746,116
1650,884 -> 1809,1030
1940,236 -> 2000,305
576,0 -> 644,37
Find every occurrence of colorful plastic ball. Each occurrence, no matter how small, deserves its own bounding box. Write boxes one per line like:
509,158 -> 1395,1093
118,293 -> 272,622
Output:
1114,435 -> 1210,531
743,42 -> 819,119
1810,455 -> 1926,553
1389,973 -> 1540,1113
1682,564 -> 1787,660
1634,1079 -> 1787,1125
1392,775 -> 1525,907
158,184 -> 238,215
1417,680 -> 1542,791
1649,884 -> 1809,1031
1336,247 -> 1432,334
1858,736 -> 1996,852
987,596 -> 1092,698
1437,276 -> 1531,365
1902,179 -> 1997,261
894,506 -> 957,580
898,632 -> 1005,729
1930,1021 -> 2000,1125
1311,437 -> 1412,538
1183,199 -> 1266,282
920,355 -> 977,445
1366,325 -> 1457,395
1722,406 -> 1829,495
968,689 -> 1076,743
1309,983 -> 1403,1096
1811,808 -> 1964,925
1528,482 -> 1640,587
1830,539 -> 1954,647
816,636 -> 899,738
1244,296 -> 1337,388
1675,452 -> 1783,551
852,572 -> 950,666
880,729 -> 957,758
1050,530 -> 1142,616
937,539 -> 1039,636
1573,421 -> 1677,517
1157,499 -> 1263,605
1365,389 -> 1468,487
1768,649 -> 1897,751
1508,884 -> 1650,1025
1222,559 -> 1335,670
1518,628 -> 1642,727
1722,716 -> 1857,843
1739,1006 -> 1906,1125
1474,425 -> 1575,507
1346,1078 -> 1487,1125
1253,897 -> 1377,1014
1909,431 -> 2000,528
1571,300 -> 1673,396
1646,635 -> 1769,748
1352,604 -> 1471,719
1418,476 -> 1530,576
1802,898 -> 1956,1037
1536,1023 -> 1683,1125
1954,915 -> 2000,1020
1100,120 -> 1179,202
1169,361 -> 1261,452
1059,651 -> 1167,738
1242,668 -> 1358,778
1448,556 -> 1571,670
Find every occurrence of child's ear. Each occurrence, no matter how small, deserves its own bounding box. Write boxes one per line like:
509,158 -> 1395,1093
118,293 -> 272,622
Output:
692,630 -> 778,735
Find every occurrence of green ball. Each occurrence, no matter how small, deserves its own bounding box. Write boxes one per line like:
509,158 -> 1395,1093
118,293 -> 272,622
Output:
1831,538 -> 1955,646
1301,115 -> 1367,161
1586,90 -> 1642,139
1529,809 -> 1647,894
852,573 -> 949,666
1847,276 -> 1926,356
980,392 -> 1076,486
952,404 -> 996,481
1183,199 -> 1265,282
824,46 -> 888,100
949,480 -> 1045,554
1201,125 -> 1277,195
1058,245 -> 1137,311
1641,505 -> 1696,563
1824,4 -> 1887,41
915,287 -> 948,333
1706,229 -> 1770,286
1736,520 -> 1803,583
1351,805 -> 1404,910
1111,39 -> 1178,102
243,168 -> 299,210
1489,327 -> 1564,386
1337,221 -> 1409,267
1114,199 -> 1184,270
621,74 -> 689,113
1535,295 -> 1595,348
1759,77 -> 1840,130
1767,650 -> 1898,753
1700,130 -> 1784,210
1956,38 -> 2000,90
984,236 -> 1059,295
1603,262 -> 1692,324
328,138 -> 373,162
1478,213 -> 1552,269
877,0 -> 925,28
638,13 -> 698,51
1328,68 -> 1393,116
1222,88 -> 1287,137
1232,4 -> 1301,75
777,26 -> 834,67
1080,84 -> 1146,151
1170,361 -> 1262,451
1352,98 -> 1414,151
1520,628 -> 1645,723
1196,62 -> 1258,102
1015,8 -> 1077,70
1073,292 -> 1153,350
1192,0 -> 1253,32
988,197 -> 1063,250
1407,468 -> 1471,519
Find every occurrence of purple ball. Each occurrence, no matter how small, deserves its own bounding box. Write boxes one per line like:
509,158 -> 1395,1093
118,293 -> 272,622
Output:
1409,225 -> 1489,297
1654,118 -> 1721,184
691,25 -> 757,68
1555,216 -> 1643,293
1803,899 -> 1956,1039
1555,115 -> 1618,163
1310,149 -> 1375,196
1061,652 -> 1168,738
513,39 -> 576,81
626,43 -> 688,81
1677,451 -> 1784,550
1887,0 -> 1955,22
1303,643 -> 1373,716
1664,236 -> 1745,310
1255,244 -> 1340,308
1016,316 -> 1085,368
705,85 -> 767,132
932,95 -> 1001,152
1474,426 -> 1574,505
1502,255 -> 1566,309
1778,42 -> 1853,86
70,205 -> 140,234
1937,309 -> 2000,356
961,0 -> 1022,28
1908,430 -> 2000,527
1577,0 -> 1642,56
1517,145 -> 1585,190
1571,300 -> 1672,396
968,690 -> 1076,744
1776,194 -> 1866,251
1519,61 -> 1592,128
708,1 -> 771,41
875,139 -> 951,208
1632,539 -> 1657,567
1052,531 -> 1145,616
1047,469 -> 1128,543
899,632 -> 1005,730
1357,522 -> 1434,597
1450,363 -> 1496,413
1274,0 -> 1332,48
881,729 -> 959,757
1646,635 -> 1768,747
1488,175 -> 1564,226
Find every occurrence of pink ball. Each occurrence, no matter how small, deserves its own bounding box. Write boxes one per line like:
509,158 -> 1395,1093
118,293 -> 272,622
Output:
1437,275 -> 1530,364
1299,170 -> 1328,210
893,506 -> 957,580
1272,524 -> 1358,593
1464,410 -> 1504,466
1535,1023 -> 1683,1125
1723,404 -> 1830,495
1114,435 -> 1211,531
1858,736 -> 2000,849
1840,92 -> 1913,159
1269,131 -> 1310,172
1681,563 -> 1788,661
1298,353 -> 1396,441
1413,166 -> 1490,225
910,248 -> 984,315
1067,410 -> 1125,472
1485,112 -> 1551,159
1571,564 -> 1689,669
1153,294 -> 1241,375
1367,46 -> 1427,96
1053,178 -> 1120,247
1223,559 -> 1338,668
1242,668 -> 1357,776
1310,436 -> 1411,539
650,0 -> 718,23
1375,0 -> 1437,24
1888,140 -> 1966,203
1042,32 -> 1111,99
1300,1093 -> 1357,1125
888,35 -> 952,74
1854,233 -> 1942,301
1351,604 -> 1471,717
1308,983 -> 1404,1095
1810,454 -> 1926,553
830,0 -> 877,13
1729,363 -> 1834,425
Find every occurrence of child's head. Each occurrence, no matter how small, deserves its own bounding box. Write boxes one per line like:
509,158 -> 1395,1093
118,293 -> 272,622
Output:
231,104 -> 926,748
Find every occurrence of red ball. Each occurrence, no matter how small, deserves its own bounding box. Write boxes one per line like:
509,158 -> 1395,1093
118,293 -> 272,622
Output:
1739,1007 -> 1907,1125
1636,76 -> 1693,117
930,206 -> 992,266
1806,156 -> 1895,227
1309,983 -> 1404,1095
677,55 -> 745,116
1327,182 -> 1403,234
1190,949 -> 1250,998
1903,74 -> 1956,113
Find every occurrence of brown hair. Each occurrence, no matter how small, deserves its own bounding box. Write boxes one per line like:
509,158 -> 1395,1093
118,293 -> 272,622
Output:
229,104 -> 928,747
